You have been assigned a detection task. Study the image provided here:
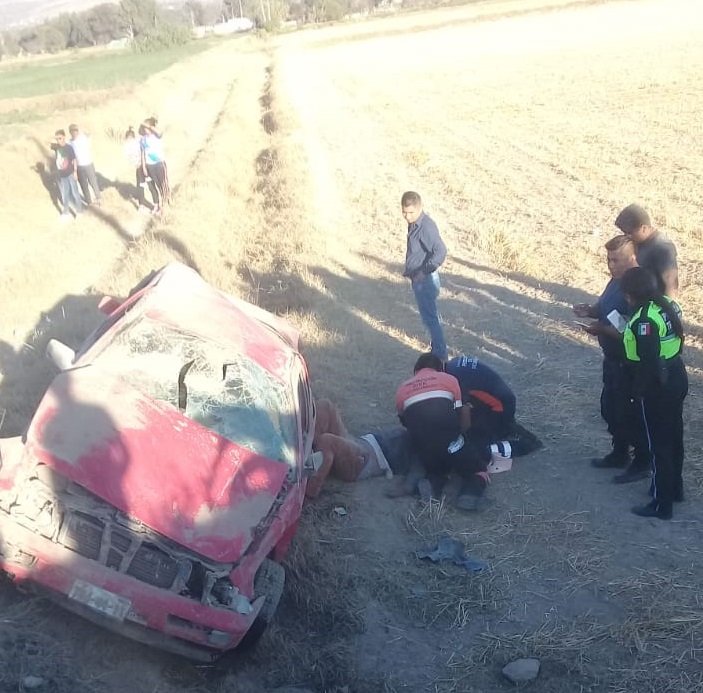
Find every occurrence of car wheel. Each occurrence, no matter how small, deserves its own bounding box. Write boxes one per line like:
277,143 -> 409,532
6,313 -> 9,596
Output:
236,559 -> 285,651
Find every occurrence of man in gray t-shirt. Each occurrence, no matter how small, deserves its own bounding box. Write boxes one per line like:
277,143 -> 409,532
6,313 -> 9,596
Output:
615,204 -> 678,297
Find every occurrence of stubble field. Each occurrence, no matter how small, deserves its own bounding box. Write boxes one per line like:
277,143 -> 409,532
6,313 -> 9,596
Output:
1,0 -> 703,691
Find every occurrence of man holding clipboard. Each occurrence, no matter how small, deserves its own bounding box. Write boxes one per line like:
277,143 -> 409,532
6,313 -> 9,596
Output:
572,235 -> 651,483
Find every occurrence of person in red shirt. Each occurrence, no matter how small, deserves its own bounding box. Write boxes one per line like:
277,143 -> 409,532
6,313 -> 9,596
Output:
396,353 -> 490,510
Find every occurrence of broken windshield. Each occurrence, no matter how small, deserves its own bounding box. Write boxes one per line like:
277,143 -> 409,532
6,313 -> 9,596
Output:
92,318 -> 297,467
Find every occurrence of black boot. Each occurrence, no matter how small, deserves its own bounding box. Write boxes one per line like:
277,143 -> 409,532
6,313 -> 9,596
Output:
674,479 -> 685,503
632,500 -> 672,520
455,474 -> 489,512
591,448 -> 629,469
613,462 -> 651,484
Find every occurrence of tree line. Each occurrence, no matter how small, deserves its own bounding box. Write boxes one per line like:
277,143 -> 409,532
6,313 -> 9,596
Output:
0,0 -> 399,58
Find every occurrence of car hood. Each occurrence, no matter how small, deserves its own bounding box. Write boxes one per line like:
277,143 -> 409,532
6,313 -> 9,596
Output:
25,368 -> 289,563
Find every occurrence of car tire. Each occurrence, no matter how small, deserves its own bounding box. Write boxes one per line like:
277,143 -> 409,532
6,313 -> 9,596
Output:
236,559 -> 285,651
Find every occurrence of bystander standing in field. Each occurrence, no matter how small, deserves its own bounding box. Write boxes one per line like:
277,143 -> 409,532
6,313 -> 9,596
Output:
615,204 -> 678,297
401,191 -> 448,360
124,126 -> 153,212
68,123 -> 101,206
51,129 -> 83,220
140,117 -> 170,214
573,235 -> 651,483
621,267 -> 687,520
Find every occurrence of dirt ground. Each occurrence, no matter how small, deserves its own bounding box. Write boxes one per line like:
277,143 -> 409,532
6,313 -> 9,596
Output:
2,0 -> 703,691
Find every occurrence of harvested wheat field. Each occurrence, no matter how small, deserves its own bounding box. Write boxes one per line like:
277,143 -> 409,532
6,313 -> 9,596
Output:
1,0 -> 703,691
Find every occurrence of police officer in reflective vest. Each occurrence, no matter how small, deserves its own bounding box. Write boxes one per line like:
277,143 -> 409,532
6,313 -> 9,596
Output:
620,267 -> 687,520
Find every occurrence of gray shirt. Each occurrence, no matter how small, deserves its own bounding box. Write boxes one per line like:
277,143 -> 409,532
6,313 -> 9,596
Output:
636,231 -> 678,295
404,212 -> 447,280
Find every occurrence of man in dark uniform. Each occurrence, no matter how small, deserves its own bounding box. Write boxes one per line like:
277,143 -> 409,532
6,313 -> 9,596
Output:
615,204 -> 678,297
444,354 -> 541,459
621,267 -> 687,519
573,235 -> 651,483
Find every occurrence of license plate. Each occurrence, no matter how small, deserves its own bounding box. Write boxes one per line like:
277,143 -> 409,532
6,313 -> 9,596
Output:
68,580 -> 132,621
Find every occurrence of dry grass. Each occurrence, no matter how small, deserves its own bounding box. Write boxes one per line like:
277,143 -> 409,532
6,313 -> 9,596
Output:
236,494 -> 390,692
0,594 -> 100,692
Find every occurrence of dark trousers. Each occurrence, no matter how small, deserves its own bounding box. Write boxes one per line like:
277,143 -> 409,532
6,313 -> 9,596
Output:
413,429 -> 488,491
467,407 -> 512,450
601,358 -> 651,468
640,358 -> 687,510
146,161 -> 168,207
77,163 -> 101,204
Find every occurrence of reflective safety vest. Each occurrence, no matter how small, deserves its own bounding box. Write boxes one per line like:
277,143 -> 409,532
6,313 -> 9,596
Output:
623,300 -> 682,362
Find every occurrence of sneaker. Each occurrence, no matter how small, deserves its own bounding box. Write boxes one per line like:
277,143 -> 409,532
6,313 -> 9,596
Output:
417,478 -> 433,503
385,466 -> 424,498
632,500 -> 672,520
455,494 -> 494,513
487,453 -> 513,474
591,450 -> 629,469
613,466 -> 651,484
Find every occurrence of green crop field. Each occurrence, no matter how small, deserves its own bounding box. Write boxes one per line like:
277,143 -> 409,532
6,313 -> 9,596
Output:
0,37 -> 222,100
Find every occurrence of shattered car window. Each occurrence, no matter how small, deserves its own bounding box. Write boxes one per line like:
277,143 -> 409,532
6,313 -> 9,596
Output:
93,318 -> 297,466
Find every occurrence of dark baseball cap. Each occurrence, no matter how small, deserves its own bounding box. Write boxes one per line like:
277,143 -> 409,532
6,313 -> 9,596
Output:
615,204 -> 651,234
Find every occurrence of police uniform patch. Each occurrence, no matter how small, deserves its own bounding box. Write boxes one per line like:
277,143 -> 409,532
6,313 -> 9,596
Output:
638,322 -> 651,336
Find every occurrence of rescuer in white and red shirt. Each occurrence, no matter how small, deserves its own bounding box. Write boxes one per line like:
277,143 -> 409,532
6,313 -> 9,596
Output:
396,353 -> 490,510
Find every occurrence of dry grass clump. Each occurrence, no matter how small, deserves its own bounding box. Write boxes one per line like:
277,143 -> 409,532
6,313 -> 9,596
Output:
238,493 -> 373,692
0,595 -> 100,692
440,557 -> 703,693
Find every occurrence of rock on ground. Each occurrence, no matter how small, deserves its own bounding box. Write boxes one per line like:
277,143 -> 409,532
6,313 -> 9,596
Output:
502,658 -> 541,684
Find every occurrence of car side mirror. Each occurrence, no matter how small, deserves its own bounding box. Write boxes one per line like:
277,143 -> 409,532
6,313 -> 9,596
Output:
98,296 -> 121,314
46,339 -> 76,371
303,451 -> 323,477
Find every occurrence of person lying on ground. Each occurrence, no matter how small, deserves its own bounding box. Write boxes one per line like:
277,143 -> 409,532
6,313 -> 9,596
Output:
305,398 -> 412,499
307,395 -> 542,505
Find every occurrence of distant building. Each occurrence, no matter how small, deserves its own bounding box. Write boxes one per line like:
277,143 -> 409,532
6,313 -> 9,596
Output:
107,38 -> 130,49
212,18 -> 255,35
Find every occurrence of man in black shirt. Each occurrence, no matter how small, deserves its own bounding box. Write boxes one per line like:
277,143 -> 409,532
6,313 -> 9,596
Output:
615,204 -> 678,297
402,191 -> 448,360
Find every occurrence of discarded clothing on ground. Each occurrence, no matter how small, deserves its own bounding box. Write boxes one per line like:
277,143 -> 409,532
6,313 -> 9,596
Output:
416,537 -> 487,573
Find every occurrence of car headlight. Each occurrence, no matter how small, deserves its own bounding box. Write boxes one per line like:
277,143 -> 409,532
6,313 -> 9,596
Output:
207,629 -> 233,647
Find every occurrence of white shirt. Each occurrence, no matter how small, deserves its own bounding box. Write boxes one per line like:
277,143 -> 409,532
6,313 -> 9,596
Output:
123,138 -> 141,168
70,133 -> 93,166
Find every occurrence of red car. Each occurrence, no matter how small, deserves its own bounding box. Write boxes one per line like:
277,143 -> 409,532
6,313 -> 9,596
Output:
0,263 -> 318,661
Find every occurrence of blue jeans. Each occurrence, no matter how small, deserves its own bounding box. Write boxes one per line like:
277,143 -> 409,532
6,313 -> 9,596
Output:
58,175 -> 84,216
412,271 -> 447,359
